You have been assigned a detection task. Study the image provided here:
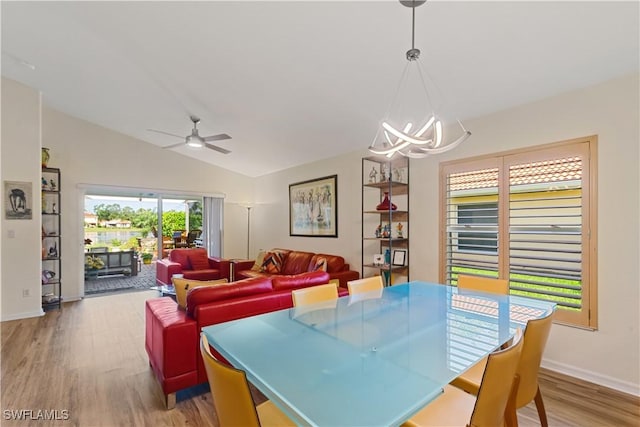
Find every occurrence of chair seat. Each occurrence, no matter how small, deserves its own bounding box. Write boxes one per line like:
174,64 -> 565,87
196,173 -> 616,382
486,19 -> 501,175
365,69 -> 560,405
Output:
450,356 -> 486,395
183,269 -> 220,281
256,400 -> 296,427
402,385 -> 476,427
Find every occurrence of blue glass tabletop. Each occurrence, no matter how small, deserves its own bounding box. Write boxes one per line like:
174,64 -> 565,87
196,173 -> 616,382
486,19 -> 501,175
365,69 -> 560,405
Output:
202,281 -> 555,427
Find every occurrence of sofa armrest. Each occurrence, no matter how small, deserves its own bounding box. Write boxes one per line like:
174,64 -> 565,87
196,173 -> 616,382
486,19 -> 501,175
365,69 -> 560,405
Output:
207,257 -> 231,281
156,259 -> 183,286
232,259 -> 255,271
329,270 -> 360,288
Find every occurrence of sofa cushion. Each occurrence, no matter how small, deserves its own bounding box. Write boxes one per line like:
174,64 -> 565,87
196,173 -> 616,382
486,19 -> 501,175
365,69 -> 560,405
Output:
312,256 -> 327,272
186,277 -> 274,316
310,254 -> 345,273
251,251 -> 266,272
188,250 -> 210,271
183,269 -> 221,282
170,249 -> 192,270
281,251 -> 315,275
172,277 -> 229,309
261,250 -> 287,274
271,271 -> 330,291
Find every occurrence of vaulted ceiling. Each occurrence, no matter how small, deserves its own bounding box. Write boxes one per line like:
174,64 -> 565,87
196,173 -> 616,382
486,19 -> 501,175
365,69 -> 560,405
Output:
2,1 -> 638,177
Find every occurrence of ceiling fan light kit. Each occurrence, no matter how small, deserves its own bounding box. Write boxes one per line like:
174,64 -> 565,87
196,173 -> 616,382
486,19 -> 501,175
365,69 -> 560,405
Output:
369,0 -> 470,159
148,115 -> 231,154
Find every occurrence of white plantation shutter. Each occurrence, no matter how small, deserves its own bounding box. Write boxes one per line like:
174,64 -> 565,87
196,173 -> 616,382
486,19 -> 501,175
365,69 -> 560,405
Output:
441,138 -> 597,328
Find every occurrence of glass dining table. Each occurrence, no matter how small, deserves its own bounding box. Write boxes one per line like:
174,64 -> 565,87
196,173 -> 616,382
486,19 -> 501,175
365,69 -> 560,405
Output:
202,281 -> 556,427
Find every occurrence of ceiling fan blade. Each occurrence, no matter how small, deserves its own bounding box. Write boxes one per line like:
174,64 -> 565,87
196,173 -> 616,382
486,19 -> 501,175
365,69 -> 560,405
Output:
162,141 -> 186,149
147,129 -> 185,139
204,142 -> 231,155
203,133 -> 231,142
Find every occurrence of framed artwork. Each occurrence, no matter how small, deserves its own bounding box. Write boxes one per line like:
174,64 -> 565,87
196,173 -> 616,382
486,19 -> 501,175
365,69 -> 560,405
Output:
392,250 -> 406,266
289,174 -> 338,237
4,181 -> 32,220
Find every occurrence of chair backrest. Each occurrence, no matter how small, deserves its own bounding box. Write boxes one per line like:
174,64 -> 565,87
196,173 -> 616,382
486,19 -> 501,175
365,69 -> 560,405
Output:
515,311 -> 554,408
291,283 -> 338,307
469,329 -> 524,427
347,276 -> 384,295
458,275 -> 509,295
187,229 -> 202,244
200,334 -> 261,427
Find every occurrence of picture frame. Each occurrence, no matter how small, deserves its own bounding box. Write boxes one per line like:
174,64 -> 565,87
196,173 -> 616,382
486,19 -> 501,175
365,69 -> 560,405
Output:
4,180 -> 32,220
392,249 -> 406,266
289,175 -> 338,237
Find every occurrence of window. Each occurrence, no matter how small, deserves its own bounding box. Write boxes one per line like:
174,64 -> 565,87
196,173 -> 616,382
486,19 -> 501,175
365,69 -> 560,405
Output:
457,203 -> 498,254
440,137 -> 598,328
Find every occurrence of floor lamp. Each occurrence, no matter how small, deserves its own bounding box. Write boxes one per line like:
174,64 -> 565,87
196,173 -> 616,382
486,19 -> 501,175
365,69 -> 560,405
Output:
244,205 -> 252,259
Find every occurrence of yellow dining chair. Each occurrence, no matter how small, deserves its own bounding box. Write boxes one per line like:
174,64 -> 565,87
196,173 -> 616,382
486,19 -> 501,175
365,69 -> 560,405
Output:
291,283 -> 338,307
450,311 -> 554,427
200,334 -> 294,427
347,276 -> 384,295
458,274 -> 509,295
402,329 -> 524,427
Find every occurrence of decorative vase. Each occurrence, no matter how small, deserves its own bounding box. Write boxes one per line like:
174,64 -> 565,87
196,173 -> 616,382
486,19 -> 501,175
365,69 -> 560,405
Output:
376,192 -> 397,211
41,147 -> 50,168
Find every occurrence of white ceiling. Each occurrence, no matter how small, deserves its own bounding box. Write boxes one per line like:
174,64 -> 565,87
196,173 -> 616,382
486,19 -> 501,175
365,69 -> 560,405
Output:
2,1 -> 638,177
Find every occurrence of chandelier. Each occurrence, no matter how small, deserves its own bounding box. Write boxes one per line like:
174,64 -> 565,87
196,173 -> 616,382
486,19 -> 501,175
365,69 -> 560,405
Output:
369,0 -> 471,159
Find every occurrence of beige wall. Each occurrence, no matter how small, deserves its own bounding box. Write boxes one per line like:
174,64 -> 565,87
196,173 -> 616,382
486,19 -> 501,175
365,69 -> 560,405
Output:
0,77 -> 255,320
1,79 -> 43,320
2,73 -> 638,395
253,73 -> 640,395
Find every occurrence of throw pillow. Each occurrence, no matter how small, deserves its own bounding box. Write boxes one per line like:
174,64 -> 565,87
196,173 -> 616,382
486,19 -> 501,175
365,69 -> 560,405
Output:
261,250 -> 286,274
172,277 -> 229,309
188,251 -> 210,271
313,257 -> 327,272
251,251 -> 266,272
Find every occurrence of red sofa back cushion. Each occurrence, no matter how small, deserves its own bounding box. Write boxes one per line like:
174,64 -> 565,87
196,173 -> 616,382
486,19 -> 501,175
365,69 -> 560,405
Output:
186,277 -> 273,316
310,254 -> 345,273
281,251 -> 315,275
169,249 -> 192,270
271,271 -> 330,291
188,249 -> 210,270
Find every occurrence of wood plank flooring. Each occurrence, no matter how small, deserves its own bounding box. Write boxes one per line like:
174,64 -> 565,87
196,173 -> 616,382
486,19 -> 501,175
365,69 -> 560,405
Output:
2,290 -> 638,426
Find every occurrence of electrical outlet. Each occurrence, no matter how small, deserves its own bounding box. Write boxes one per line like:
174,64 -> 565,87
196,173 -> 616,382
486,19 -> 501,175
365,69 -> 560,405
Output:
22,289 -> 30,297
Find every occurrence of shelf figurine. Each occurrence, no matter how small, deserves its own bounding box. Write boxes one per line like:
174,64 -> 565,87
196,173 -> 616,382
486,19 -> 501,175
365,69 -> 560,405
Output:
369,167 -> 378,183
396,222 -> 404,238
48,242 -> 58,258
375,224 -> 382,238
49,179 -> 57,191
41,177 -> 48,190
380,164 -> 387,182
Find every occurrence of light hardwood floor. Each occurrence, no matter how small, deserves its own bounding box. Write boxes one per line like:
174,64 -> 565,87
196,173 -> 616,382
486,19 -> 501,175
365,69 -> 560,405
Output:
2,290 -> 638,426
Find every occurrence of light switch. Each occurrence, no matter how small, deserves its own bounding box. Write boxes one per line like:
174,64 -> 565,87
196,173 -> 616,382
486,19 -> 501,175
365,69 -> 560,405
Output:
8,230 -> 15,238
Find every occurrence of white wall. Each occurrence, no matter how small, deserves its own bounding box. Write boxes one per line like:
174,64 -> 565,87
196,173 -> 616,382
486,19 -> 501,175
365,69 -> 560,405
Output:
253,73 -> 640,395
0,79 -> 44,320
0,76 -> 255,319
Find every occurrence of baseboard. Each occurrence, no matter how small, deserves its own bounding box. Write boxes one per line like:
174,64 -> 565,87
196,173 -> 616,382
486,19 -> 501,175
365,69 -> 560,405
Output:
1,308 -> 44,322
542,358 -> 640,397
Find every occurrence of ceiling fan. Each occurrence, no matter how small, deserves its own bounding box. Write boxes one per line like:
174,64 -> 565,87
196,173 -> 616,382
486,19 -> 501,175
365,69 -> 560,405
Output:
147,116 -> 232,154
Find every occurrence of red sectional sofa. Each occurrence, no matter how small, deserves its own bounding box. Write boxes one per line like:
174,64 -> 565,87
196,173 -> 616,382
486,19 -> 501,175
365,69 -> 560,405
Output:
155,248 -> 231,286
145,270 -> 348,408
233,248 -> 359,287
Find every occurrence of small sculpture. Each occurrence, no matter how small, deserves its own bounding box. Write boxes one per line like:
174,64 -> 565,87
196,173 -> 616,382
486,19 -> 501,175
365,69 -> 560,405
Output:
394,168 -> 404,183
382,224 -> 391,238
396,222 -> 404,238
369,167 -> 378,183
41,177 -> 48,189
52,202 -> 57,214
375,224 -> 382,238
48,242 -> 58,258
49,179 -> 57,191
380,164 -> 387,182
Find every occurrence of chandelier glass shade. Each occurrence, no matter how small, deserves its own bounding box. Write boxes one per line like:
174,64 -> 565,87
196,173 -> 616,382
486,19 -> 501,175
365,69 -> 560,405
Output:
369,0 -> 470,159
